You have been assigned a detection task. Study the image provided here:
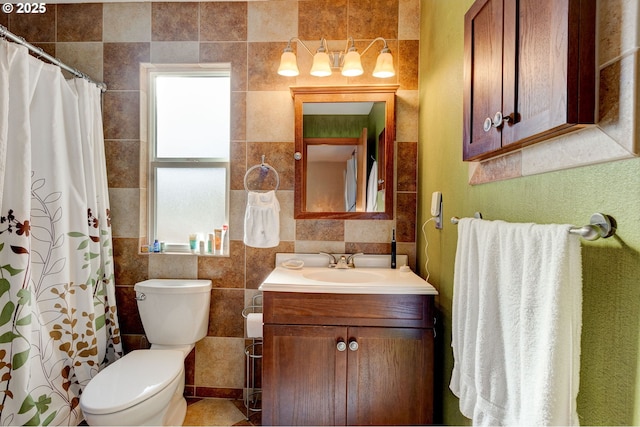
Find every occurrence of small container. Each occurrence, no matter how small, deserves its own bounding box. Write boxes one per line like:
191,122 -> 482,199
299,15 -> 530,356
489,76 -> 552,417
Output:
208,233 -> 214,254
189,234 -> 198,253
199,240 -> 205,255
153,239 -> 160,253
214,229 -> 222,253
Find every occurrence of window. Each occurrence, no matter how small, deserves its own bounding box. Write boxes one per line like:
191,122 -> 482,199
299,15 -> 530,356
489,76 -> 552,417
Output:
148,68 -> 230,253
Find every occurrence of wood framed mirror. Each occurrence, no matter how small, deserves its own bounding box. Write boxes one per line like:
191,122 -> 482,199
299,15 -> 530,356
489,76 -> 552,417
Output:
292,85 -> 398,219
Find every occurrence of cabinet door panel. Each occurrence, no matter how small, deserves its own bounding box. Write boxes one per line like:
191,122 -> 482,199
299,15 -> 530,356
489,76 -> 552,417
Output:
502,0 -> 573,146
346,327 -> 434,425
463,0 -> 504,160
263,325 -> 347,426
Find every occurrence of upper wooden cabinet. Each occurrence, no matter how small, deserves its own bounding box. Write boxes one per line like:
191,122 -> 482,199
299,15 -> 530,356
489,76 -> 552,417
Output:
463,0 -> 596,161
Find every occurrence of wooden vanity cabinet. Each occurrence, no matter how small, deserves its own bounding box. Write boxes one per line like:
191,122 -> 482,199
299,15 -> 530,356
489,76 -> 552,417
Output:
262,292 -> 435,426
463,0 -> 596,161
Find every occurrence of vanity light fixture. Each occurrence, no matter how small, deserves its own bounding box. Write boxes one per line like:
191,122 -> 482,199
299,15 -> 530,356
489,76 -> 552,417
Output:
277,37 -> 395,78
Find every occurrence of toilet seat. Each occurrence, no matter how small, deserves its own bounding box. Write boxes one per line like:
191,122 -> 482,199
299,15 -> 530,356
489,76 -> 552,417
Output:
81,350 -> 183,415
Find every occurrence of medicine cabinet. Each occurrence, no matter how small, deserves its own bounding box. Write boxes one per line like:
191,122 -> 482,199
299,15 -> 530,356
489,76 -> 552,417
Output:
291,85 -> 398,220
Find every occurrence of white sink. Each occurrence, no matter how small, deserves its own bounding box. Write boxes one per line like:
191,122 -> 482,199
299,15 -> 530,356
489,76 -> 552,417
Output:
302,269 -> 385,283
259,253 -> 438,295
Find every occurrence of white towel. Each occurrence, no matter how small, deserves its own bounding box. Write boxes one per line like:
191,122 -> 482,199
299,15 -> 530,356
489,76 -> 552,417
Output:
366,160 -> 378,212
450,218 -> 582,426
243,190 -> 280,248
344,157 -> 356,212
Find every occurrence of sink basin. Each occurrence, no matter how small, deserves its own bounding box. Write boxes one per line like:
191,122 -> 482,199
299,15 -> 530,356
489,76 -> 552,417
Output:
303,269 -> 385,283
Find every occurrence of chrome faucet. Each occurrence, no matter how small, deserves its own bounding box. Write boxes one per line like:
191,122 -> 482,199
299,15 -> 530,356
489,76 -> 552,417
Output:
319,252 -> 364,268
335,255 -> 349,269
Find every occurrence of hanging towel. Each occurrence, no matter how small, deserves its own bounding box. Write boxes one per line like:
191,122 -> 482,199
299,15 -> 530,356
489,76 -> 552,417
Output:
366,160 -> 378,212
244,190 -> 280,248
344,156 -> 356,212
450,218 -> 582,426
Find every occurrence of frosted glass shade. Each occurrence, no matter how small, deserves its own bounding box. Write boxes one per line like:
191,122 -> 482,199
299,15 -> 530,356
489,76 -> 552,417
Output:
310,52 -> 332,77
278,51 -> 299,76
372,52 -> 395,78
341,51 -> 363,77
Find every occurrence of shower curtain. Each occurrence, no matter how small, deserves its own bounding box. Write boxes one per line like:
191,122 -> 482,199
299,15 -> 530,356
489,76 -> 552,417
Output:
0,40 -> 122,426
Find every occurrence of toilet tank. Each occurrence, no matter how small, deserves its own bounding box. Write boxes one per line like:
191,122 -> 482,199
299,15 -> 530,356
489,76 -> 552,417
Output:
134,279 -> 212,345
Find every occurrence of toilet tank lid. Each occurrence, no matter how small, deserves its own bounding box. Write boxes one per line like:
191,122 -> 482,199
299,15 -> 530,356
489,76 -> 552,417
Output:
80,350 -> 183,415
134,279 -> 212,294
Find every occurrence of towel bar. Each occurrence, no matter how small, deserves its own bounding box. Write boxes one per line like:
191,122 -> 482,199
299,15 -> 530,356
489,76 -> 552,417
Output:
450,212 -> 617,241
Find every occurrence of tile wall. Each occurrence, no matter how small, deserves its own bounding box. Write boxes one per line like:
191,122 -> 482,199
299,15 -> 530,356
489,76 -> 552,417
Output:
1,0 -> 420,398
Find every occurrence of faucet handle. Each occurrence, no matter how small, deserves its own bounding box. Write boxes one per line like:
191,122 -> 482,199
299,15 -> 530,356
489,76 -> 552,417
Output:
346,253 -> 364,267
319,252 -> 337,267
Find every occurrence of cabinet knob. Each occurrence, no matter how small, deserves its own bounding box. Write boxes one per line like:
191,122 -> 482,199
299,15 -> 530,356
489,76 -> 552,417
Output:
483,117 -> 493,132
492,111 -> 512,129
337,340 -> 347,352
348,340 -> 359,351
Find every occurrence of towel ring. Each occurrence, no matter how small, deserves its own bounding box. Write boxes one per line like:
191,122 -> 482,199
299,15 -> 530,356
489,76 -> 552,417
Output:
244,155 -> 280,192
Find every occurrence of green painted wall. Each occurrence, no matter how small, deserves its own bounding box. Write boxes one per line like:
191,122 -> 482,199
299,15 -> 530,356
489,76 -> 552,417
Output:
418,1 -> 640,425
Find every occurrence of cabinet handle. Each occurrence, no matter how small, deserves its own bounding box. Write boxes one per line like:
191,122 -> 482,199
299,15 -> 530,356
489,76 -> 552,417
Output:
483,117 -> 493,132
348,340 -> 359,351
492,111 -> 512,129
337,340 -> 347,352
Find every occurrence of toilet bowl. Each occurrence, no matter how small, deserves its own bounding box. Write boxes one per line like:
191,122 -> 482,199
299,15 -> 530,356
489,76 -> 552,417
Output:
79,279 -> 212,426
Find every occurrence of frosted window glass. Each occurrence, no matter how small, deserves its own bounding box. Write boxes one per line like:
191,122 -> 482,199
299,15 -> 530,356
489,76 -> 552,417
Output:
155,76 -> 230,159
156,167 -> 227,244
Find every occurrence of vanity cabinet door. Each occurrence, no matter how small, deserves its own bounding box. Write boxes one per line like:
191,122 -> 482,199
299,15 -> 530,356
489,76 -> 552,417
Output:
262,324 -> 348,426
463,0 -> 596,161
346,327 -> 434,425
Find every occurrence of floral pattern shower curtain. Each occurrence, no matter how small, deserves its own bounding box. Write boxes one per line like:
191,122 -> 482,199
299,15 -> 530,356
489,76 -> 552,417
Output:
0,40 -> 122,426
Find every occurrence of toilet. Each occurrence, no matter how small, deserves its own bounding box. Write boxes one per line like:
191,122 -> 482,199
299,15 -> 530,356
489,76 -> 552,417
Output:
79,279 -> 212,426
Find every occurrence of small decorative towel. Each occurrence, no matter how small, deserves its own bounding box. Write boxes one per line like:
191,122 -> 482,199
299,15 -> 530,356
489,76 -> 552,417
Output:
450,218 -> 583,426
244,190 -> 280,248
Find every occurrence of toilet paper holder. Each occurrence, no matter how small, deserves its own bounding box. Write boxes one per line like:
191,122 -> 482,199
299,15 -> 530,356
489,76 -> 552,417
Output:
242,293 -> 263,420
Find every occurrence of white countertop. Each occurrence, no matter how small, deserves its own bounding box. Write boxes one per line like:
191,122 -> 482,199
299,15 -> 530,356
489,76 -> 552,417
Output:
259,265 -> 438,295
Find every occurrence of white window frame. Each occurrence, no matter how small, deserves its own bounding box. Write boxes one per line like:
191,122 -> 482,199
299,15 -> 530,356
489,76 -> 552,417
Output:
147,65 -> 231,253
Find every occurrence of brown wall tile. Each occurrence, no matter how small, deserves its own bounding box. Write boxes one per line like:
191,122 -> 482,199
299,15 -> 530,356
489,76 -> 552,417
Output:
105,140 -> 140,189
396,192 -> 416,243
247,42 -> 289,91
208,289 -> 244,337
397,141 -> 417,192
298,0 -> 348,40
104,42 -> 150,91
200,2 -> 247,42
113,237 -> 149,285
348,0 -> 399,40
103,91 -> 140,140
115,285 -> 144,334
197,241 -> 246,289
9,6 -> 56,42
152,2 -> 199,42
57,4 -> 102,42
399,39 -> 419,90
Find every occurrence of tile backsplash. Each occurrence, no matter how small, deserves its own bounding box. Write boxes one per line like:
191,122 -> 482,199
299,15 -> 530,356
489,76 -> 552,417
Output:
4,0 -> 420,398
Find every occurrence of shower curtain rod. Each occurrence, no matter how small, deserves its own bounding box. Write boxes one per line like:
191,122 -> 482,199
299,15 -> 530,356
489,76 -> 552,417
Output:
0,24 -> 107,92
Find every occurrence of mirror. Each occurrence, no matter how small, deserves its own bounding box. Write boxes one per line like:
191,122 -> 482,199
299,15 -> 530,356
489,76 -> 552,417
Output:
292,85 -> 398,219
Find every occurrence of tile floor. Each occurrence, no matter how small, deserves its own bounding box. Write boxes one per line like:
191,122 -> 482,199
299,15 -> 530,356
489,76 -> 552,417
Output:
184,398 -> 261,426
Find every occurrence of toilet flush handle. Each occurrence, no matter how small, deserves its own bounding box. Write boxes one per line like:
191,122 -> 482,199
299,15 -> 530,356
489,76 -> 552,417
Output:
135,292 -> 146,301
